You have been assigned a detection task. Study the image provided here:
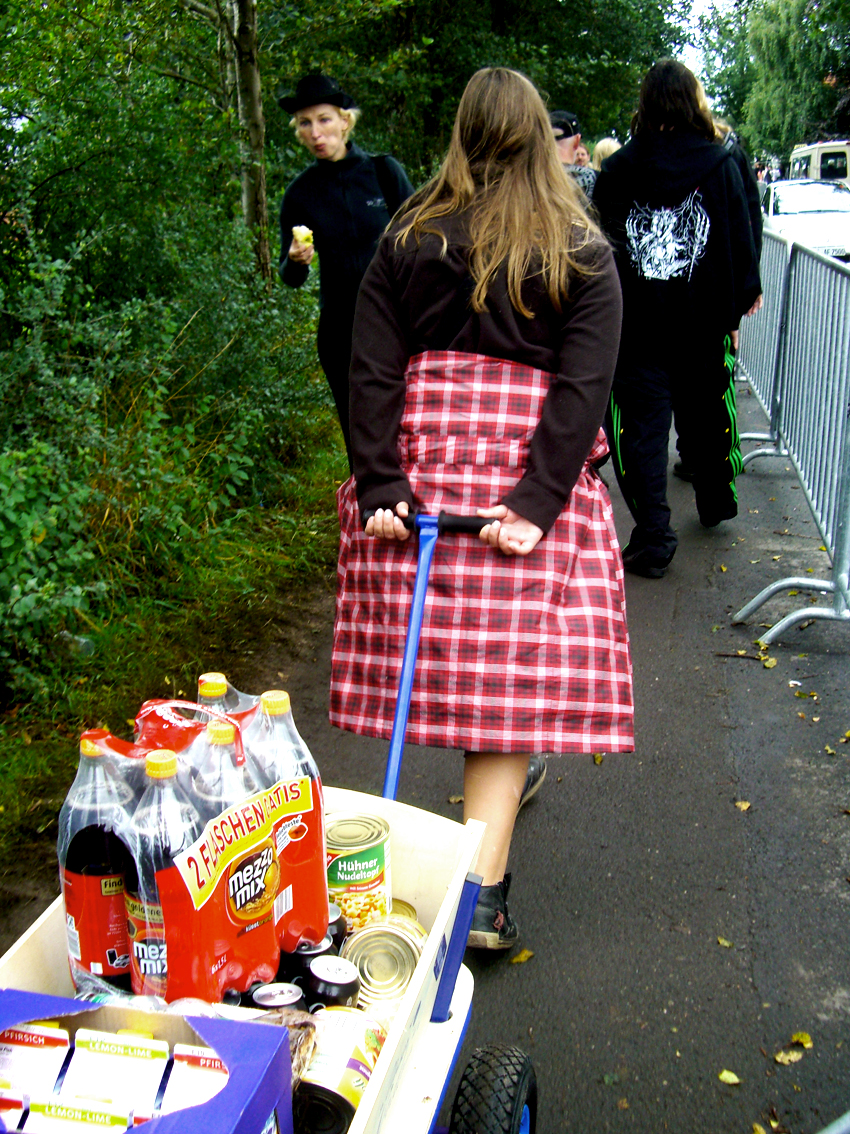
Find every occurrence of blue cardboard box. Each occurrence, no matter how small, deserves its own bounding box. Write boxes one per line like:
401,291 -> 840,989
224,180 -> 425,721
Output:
0,990 -> 291,1134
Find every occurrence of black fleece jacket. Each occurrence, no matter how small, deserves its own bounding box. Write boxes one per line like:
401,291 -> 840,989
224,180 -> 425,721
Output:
594,132 -> 761,352
278,142 -> 413,314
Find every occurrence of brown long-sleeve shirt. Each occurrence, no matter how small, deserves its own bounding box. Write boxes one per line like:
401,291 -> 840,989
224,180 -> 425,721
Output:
349,214 -> 623,532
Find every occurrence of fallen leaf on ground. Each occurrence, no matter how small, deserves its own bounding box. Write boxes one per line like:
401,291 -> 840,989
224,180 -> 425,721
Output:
720,564 -> 728,572
797,712 -> 807,720
773,555 -> 782,561
775,1049 -> 803,1065
751,559 -> 762,564
788,590 -> 799,596
820,545 -> 827,551
737,649 -> 748,656
791,1032 -> 813,1049
764,658 -> 778,669
448,794 -> 464,804
825,746 -> 836,755
593,753 -> 604,765
753,1124 -> 768,1134
617,1099 -> 629,1110
795,690 -> 809,698
736,801 -> 751,811
717,937 -> 733,947
718,1069 -> 741,1084
509,948 -> 534,964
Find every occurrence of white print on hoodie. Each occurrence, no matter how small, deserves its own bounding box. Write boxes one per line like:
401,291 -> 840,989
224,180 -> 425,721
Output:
625,189 -> 710,281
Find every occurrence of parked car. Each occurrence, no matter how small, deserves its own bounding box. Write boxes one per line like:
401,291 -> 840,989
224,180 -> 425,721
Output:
788,141 -> 850,188
761,178 -> 850,261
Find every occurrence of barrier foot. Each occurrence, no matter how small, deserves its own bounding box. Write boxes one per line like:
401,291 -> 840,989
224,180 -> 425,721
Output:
741,443 -> 789,468
733,576 -> 834,628
756,605 -> 849,646
815,1107 -> 850,1134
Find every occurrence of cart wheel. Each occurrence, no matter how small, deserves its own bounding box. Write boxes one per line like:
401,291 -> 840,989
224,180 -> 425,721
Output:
449,1044 -> 537,1134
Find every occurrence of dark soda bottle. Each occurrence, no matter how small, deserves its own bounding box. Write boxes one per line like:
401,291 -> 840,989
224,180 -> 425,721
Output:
123,749 -> 203,999
242,690 -> 329,951
57,736 -> 135,992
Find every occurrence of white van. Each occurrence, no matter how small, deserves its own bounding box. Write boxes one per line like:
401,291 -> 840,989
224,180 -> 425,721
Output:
788,141 -> 850,187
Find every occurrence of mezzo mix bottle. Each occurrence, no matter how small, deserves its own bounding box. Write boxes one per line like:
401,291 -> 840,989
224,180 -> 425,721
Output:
242,690 -> 328,951
57,735 -> 134,991
122,750 -> 203,998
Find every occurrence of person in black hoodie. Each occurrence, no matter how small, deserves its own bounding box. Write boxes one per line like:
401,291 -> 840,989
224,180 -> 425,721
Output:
594,59 -> 762,577
278,75 -> 414,467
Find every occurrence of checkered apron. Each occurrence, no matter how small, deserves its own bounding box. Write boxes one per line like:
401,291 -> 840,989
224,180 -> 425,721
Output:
330,350 -> 634,754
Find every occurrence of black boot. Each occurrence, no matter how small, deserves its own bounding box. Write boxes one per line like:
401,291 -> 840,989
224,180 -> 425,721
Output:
467,874 -> 520,950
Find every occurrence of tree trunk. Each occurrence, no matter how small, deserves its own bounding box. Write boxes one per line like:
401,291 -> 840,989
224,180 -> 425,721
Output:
227,0 -> 271,284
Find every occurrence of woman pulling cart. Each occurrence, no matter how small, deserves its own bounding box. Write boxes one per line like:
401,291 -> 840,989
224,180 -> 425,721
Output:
330,68 -> 635,948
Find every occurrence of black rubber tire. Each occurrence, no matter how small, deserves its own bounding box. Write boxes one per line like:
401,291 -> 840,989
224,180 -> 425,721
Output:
449,1044 -> 537,1134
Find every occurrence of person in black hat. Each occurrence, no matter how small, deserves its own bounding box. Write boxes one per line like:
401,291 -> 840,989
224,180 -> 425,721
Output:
278,75 -> 414,468
549,109 -> 598,202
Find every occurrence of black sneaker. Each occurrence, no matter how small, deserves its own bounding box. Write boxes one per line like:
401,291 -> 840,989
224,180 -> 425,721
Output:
699,504 -> 737,529
622,544 -> 674,579
519,756 -> 547,810
673,460 -> 695,482
467,875 -> 520,950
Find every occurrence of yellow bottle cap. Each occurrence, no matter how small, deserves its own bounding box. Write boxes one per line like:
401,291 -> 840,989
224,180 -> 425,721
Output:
207,719 -> 236,745
260,690 -> 291,716
145,750 -> 178,778
80,739 -> 103,758
198,672 -> 227,698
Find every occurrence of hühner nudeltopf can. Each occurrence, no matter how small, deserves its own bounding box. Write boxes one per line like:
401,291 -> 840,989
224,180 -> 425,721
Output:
325,814 -> 391,933
340,922 -> 420,1022
295,1006 -> 387,1134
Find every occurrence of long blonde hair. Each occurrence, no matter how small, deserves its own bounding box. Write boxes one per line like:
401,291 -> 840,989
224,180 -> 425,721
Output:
395,68 -> 600,318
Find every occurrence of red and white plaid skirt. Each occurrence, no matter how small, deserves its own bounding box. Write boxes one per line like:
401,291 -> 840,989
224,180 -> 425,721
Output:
329,350 -> 634,754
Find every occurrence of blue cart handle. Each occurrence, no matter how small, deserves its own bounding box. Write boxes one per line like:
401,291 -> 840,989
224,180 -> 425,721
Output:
382,512 -> 488,800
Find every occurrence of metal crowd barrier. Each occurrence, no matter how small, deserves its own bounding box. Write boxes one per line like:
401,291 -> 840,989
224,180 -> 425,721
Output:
733,232 -> 850,644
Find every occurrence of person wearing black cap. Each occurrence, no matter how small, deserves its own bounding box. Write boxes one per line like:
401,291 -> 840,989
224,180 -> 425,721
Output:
278,75 -> 414,467
549,109 -> 598,202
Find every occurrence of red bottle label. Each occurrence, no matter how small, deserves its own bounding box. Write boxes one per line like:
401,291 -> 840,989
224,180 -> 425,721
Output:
61,869 -> 130,979
125,893 -> 168,997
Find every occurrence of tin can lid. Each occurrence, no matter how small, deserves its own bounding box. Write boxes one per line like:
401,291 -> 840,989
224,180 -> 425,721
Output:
295,934 -> 334,956
251,982 -> 304,1008
390,898 -> 418,922
309,955 -> 360,988
326,813 -> 390,850
374,913 -> 428,946
341,925 -> 419,999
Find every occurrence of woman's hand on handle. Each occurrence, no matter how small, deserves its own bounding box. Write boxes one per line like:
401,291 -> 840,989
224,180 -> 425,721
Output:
365,501 -> 412,541
477,505 -> 544,557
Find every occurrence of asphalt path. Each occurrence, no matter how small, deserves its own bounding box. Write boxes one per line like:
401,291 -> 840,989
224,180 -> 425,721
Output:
278,382 -> 850,1134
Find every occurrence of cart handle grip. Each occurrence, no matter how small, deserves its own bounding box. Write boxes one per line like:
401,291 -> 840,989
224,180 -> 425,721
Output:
407,511 -> 490,535
362,509 -> 490,535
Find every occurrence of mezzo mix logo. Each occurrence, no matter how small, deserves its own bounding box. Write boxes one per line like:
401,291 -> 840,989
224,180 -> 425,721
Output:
226,840 -> 279,922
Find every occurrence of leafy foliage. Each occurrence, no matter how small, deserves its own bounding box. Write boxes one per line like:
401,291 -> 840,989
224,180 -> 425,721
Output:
698,0 -> 850,159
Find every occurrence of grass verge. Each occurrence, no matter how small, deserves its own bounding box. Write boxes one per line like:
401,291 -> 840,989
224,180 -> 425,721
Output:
0,410 -> 347,864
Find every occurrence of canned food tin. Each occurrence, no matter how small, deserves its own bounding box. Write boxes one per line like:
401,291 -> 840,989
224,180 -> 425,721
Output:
278,933 -> 337,984
305,956 -> 360,1013
390,898 -> 418,921
340,923 -> 420,1014
326,814 -> 392,932
250,982 -> 308,1011
296,1006 -> 387,1132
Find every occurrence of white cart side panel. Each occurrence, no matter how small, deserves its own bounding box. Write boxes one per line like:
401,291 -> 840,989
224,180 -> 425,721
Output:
373,964 -> 474,1133
0,896 -> 72,996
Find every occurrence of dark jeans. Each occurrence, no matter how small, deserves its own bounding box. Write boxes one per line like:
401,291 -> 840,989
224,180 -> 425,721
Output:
317,305 -> 355,471
606,335 -> 741,561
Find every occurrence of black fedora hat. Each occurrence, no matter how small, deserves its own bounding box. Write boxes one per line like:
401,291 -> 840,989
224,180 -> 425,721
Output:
278,74 -> 356,113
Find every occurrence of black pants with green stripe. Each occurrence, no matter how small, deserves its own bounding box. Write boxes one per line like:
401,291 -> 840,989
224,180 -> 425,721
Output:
606,335 -> 741,561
